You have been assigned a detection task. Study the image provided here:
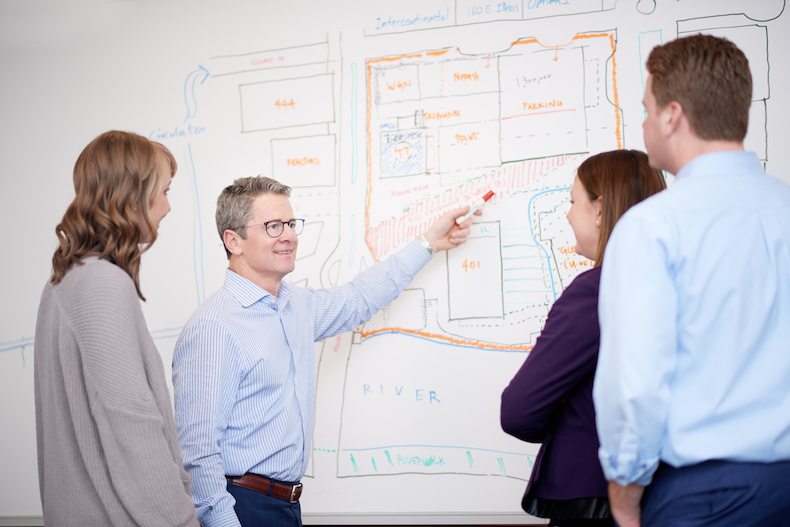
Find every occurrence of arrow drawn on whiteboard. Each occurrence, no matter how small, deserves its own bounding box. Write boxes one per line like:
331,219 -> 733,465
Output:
552,45 -> 559,62
183,65 -> 209,123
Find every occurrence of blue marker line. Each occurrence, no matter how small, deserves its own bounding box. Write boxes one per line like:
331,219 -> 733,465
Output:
0,337 -> 35,353
183,65 -> 209,123
1,329 -> 188,358
527,187 -> 570,302
150,326 -> 184,336
0,338 -> 34,367
187,144 -> 206,304
150,326 -> 184,340
151,329 -> 184,340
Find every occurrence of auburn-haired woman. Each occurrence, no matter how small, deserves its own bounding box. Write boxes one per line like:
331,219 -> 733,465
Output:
34,131 -> 199,526
501,150 -> 666,526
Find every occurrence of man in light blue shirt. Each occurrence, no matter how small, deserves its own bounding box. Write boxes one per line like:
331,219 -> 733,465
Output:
593,35 -> 790,526
173,176 -> 477,527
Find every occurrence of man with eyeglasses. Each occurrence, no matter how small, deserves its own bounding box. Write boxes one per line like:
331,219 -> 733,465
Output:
172,176 -> 479,527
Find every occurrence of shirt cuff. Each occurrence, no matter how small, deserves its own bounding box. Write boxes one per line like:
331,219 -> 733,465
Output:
201,508 -> 242,527
400,237 -> 433,269
598,447 -> 660,487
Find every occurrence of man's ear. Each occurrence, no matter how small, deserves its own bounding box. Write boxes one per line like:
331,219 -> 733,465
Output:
223,229 -> 243,256
663,100 -> 685,137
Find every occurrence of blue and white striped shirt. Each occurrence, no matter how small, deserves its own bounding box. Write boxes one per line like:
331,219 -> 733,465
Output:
173,238 -> 430,527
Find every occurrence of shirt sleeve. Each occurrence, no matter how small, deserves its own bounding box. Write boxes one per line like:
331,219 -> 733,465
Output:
70,268 -> 199,527
173,318 -> 242,527
310,238 -> 431,341
593,212 -> 678,486
500,269 -> 600,443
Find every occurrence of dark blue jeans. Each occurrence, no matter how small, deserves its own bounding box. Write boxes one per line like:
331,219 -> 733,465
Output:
641,459 -> 790,526
227,479 -> 302,527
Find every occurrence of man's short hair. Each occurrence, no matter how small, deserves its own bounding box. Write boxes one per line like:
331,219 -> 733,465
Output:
647,34 -> 752,142
216,176 -> 291,259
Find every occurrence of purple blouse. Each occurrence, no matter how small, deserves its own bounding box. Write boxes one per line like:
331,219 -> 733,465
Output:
501,266 -> 608,505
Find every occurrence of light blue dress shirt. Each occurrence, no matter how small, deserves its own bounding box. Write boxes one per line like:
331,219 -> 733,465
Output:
593,151 -> 790,487
173,239 -> 430,527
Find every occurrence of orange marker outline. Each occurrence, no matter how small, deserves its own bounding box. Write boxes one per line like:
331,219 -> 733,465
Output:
361,34 -> 620,350
360,327 -> 533,352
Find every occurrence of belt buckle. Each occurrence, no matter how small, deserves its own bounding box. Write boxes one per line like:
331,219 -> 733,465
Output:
289,482 -> 303,503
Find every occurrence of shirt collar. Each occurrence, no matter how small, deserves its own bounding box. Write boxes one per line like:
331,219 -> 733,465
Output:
675,150 -> 762,181
223,268 -> 291,308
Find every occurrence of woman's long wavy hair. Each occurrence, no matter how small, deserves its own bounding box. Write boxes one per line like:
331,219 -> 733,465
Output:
50,131 -> 176,300
576,149 -> 666,267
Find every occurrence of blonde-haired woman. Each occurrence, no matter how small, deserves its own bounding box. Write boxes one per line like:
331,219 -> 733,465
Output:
34,131 -> 199,526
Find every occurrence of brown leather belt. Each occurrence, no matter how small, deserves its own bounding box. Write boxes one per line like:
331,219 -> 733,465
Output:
226,473 -> 302,503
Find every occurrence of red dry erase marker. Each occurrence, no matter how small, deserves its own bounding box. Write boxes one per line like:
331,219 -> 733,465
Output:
456,190 -> 494,225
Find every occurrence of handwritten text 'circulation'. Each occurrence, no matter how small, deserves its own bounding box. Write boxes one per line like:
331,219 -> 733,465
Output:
149,124 -> 206,140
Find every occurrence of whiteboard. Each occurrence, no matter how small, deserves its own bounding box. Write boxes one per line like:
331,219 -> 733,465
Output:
1,0 -> 789,524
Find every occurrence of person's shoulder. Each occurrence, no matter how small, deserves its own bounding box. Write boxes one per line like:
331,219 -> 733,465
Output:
627,186 -> 675,219
759,172 -> 790,201
564,267 -> 601,299
609,188 -> 678,244
573,266 -> 601,286
548,268 -> 600,328
58,258 -> 136,298
551,267 -> 599,311
184,286 -> 234,325
49,258 -> 141,326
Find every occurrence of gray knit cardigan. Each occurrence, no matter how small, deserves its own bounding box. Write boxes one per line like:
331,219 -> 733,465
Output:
34,258 -> 199,526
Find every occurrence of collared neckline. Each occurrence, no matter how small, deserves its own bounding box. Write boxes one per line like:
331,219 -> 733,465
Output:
675,150 -> 762,181
223,268 -> 291,308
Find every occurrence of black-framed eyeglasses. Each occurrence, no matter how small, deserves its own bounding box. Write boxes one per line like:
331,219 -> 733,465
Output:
241,219 -> 305,238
